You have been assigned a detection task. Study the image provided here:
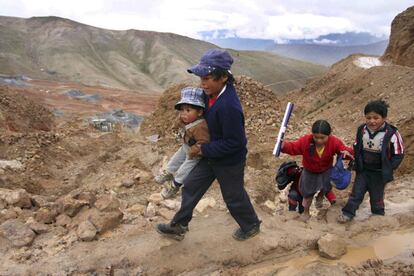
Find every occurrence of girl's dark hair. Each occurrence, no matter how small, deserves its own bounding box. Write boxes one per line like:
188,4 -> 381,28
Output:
311,120 -> 332,135
309,120 -> 332,155
364,100 -> 389,118
211,68 -> 235,84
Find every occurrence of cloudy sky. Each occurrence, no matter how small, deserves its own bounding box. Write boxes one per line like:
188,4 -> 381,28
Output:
1,0 -> 413,41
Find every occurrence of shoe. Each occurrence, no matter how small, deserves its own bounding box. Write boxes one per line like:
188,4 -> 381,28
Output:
156,223 -> 188,241
232,222 -> 261,241
337,214 -> 352,224
155,170 -> 173,184
161,181 -> 180,199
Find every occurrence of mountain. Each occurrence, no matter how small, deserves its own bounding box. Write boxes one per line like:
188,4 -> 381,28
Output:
0,16 -> 326,93
202,30 -> 389,65
266,40 -> 388,66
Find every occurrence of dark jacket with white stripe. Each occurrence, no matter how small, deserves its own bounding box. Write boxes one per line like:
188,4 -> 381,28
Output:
354,123 -> 404,183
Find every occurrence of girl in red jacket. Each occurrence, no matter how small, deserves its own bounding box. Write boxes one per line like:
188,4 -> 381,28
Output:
281,120 -> 353,221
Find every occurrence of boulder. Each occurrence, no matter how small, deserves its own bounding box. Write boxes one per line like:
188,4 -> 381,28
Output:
0,219 -> 36,247
74,207 -> 123,233
195,197 -> 216,213
262,200 -> 277,213
317,233 -> 347,260
77,220 -> 97,241
161,199 -> 180,210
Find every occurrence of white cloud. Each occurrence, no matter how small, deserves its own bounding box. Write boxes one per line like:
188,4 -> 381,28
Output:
0,0 -> 413,40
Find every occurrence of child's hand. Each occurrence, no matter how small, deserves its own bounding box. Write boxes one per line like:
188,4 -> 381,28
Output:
341,150 -> 354,160
188,144 -> 203,158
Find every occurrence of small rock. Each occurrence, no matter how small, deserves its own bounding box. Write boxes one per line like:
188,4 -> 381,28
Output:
1,189 -> 32,209
144,202 -> 157,218
95,194 -> 120,212
0,219 -> 36,247
157,208 -> 175,220
126,204 -> 146,215
161,199 -> 180,210
55,214 -> 72,227
26,217 -> 49,234
77,220 -> 97,241
317,233 -> 347,260
121,179 -> 135,188
262,200 -> 277,213
148,193 -> 163,205
35,207 -> 57,224
0,160 -> 24,170
195,197 -> 216,213
55,195 -> 90,217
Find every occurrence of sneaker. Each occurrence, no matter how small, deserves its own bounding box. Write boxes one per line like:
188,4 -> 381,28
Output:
337,213 -> 352,224
156,223 -> 188,241
161,181 -> 180,199
232,222 -> 261,241
155,170 -> 173,184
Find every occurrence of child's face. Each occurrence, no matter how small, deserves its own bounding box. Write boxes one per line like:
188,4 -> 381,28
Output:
179,105 -> 203,124
365,112 -> 386,131
200,75 -> 228,97
313,133 -> 329,147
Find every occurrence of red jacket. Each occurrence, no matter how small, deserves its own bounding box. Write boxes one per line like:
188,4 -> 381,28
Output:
282,134 -> 352,173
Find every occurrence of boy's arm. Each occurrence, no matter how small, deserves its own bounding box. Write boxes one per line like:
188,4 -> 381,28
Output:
281,136 -> 306,156
188,123 -> 210,158
201,105 -> 246,158
390,131 -> 404,169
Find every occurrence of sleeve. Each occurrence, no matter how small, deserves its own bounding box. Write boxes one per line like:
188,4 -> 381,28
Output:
200,105 -> 246,158
334,136 -> 354,159
281,136 -> 307,156
192,123 -> 210,145
389,130 -> 404,169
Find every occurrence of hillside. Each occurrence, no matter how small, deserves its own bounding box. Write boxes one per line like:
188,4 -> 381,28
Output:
0,16 -> 326,93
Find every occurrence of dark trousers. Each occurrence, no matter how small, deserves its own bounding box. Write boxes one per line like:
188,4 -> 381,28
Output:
342,170 -> 385,218
171,158 -> 260,232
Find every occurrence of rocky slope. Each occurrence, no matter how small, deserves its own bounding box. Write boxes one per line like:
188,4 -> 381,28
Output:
382,6 -> 414,67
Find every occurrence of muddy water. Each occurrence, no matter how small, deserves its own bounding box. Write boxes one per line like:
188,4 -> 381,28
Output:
246,229 -> 414,275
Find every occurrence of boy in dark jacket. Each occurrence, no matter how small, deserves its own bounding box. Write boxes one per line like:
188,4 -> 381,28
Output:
156,49 -> 261,241
338,100 -> 404,223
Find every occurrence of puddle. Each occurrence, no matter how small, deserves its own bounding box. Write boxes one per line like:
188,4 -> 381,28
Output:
246,229 -> 414,275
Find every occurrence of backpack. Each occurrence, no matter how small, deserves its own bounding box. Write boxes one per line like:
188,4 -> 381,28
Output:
275,161 -> 300,190
330,155 -> 353,190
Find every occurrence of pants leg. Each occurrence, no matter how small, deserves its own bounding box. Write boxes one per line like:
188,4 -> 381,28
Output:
366,171 -> 385,215
171,159 -> 215,226
342,172 -> 368,218
174,156 -> 201,185
213,161 -> 260,232
166,144 -> 189,174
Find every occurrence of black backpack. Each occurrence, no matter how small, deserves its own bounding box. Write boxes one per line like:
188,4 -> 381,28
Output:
275,161 -> 300,190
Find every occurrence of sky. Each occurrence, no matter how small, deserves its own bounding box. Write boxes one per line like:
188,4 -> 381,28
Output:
1,0 -> 413,41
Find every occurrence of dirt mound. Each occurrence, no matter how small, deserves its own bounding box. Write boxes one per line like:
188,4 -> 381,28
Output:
0,86 -> 54,132
382,6 -> 414,67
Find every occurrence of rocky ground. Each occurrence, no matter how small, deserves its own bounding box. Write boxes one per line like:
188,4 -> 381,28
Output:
1,7 -> 414,275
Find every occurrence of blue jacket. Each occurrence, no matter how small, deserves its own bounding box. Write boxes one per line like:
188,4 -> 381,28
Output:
354,123 -> 404,183
200,83 -> 248,165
